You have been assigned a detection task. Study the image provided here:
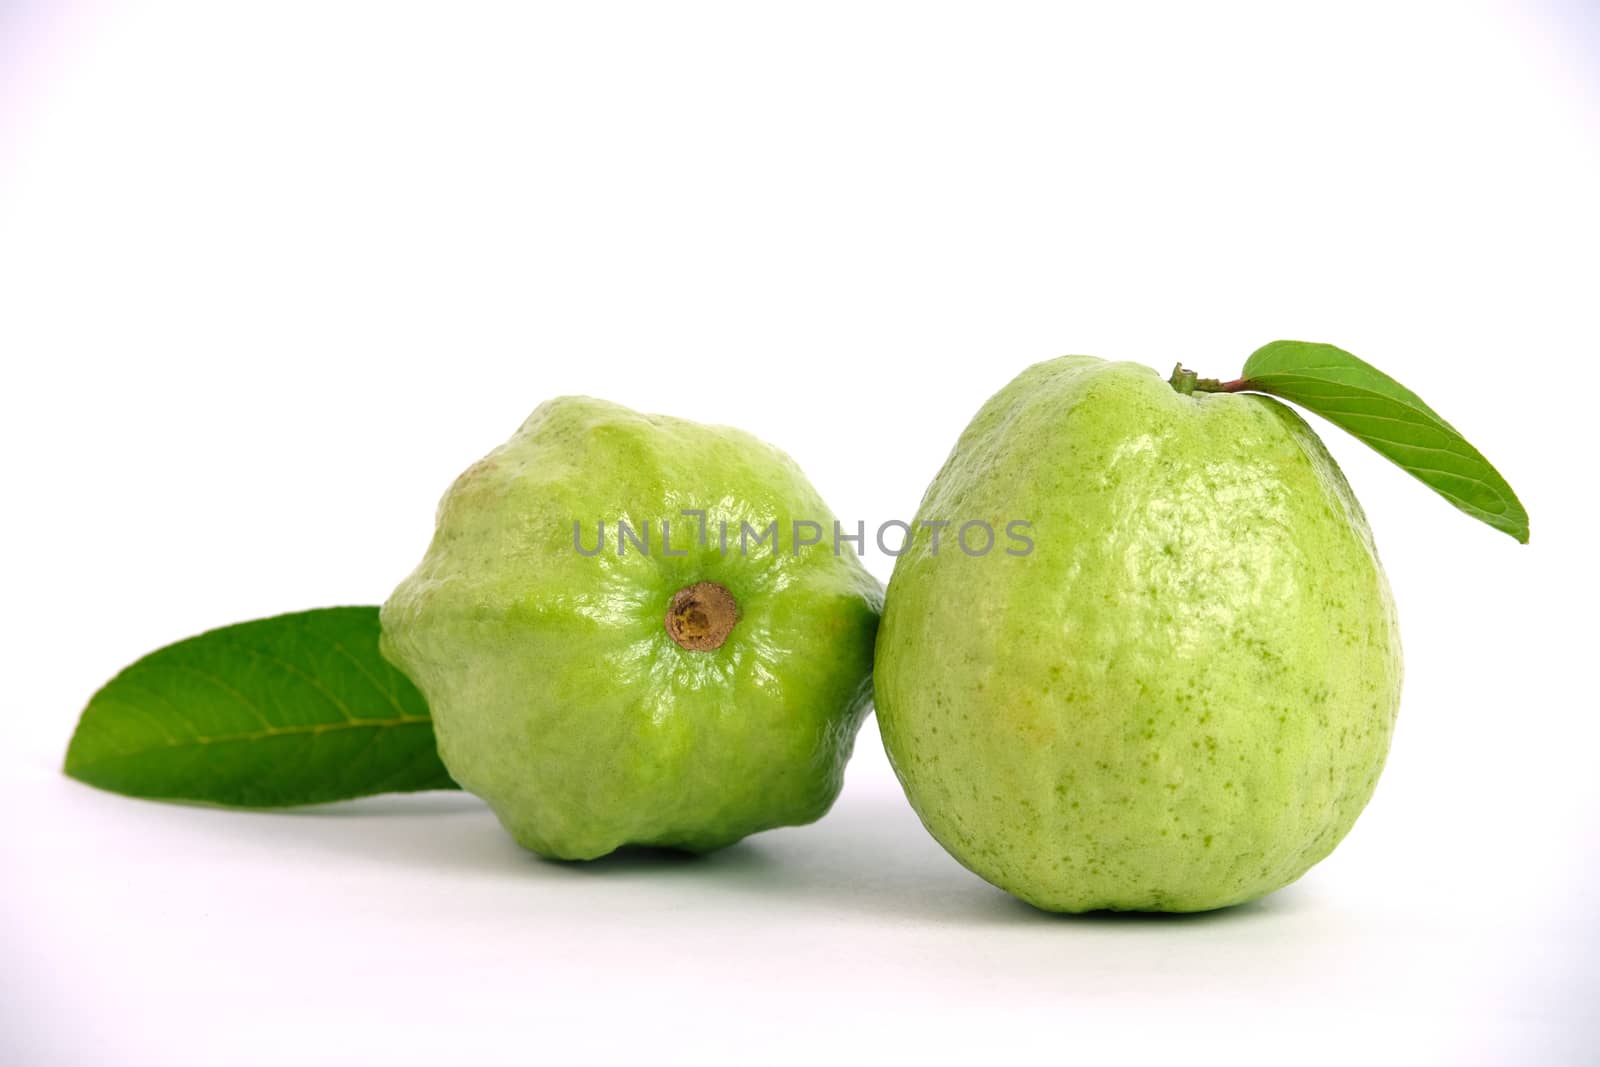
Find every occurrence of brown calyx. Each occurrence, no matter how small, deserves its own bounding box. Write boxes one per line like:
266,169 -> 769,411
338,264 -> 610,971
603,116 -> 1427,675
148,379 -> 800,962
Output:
664,581 -> 739,651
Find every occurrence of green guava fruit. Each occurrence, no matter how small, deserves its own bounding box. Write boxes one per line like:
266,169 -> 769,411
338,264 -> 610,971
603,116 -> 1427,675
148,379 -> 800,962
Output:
381,397 -> 882,860
875,357 -> 1403,912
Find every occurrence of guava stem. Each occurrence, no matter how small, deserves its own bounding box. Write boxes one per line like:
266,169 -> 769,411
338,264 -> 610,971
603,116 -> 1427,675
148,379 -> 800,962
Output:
1169,363 -> 1250,394
1168,364 -> 1199,395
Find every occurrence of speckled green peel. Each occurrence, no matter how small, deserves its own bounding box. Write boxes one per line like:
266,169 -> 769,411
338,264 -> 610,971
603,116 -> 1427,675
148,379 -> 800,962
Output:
875,358 -> 1402,913
381,397 -> 882,860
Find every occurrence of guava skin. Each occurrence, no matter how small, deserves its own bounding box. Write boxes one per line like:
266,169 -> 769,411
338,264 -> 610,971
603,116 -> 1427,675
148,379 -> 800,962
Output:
381,397 -> 882,860
875,358 -> 1402,912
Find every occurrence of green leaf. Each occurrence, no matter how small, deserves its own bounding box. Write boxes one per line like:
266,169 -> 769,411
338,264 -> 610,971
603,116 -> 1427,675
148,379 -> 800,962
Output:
64,607 -> 458,806
1231,340 -> 1529,543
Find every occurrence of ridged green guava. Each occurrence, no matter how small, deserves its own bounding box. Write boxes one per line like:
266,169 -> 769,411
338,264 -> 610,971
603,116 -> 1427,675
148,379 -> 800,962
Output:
381,397 -> 882,860
875,357 -> 1403,912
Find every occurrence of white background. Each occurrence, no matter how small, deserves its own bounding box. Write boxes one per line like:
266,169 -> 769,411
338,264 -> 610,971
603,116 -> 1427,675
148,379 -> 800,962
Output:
2,2 -> 1596,1064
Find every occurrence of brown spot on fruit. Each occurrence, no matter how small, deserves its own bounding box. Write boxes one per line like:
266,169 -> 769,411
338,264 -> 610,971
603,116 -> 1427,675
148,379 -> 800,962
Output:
665,581 -> 739,651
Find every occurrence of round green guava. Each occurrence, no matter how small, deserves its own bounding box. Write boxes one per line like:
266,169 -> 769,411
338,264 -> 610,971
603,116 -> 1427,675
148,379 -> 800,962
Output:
874,357 -> 1402,912
381,397 -> 882,860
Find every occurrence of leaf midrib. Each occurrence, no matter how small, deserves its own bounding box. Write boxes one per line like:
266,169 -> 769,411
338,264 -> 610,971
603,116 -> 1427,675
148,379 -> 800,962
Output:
66,713 -> 435,770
